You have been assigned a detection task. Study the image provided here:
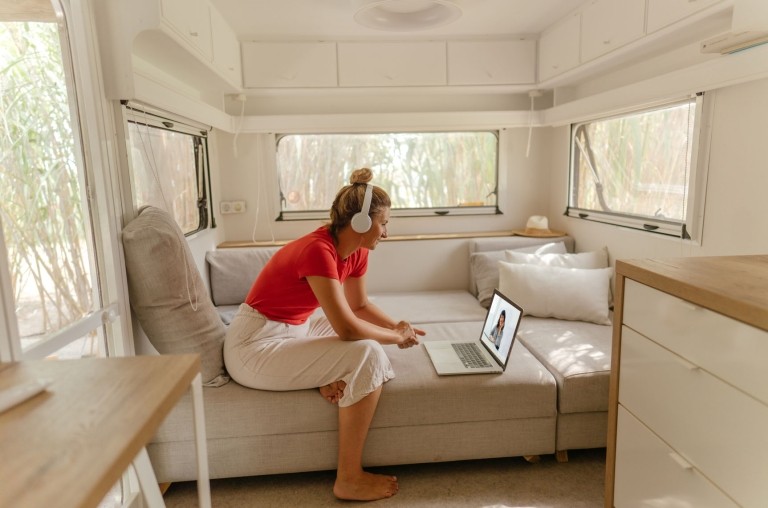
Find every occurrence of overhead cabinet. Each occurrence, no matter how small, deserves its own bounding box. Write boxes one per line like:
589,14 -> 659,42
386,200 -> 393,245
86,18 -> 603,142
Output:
580,0 -> 646,62
447,40 -> 535,85
210,5 -> 242,87
646,0 -> 724,33
242,42 -> 338,88
337,42 -> 446,87
538,12 -> 581,81
160,0 -> 213,60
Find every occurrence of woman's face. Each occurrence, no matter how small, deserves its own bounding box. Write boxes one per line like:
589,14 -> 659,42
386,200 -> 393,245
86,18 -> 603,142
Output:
498,314 -> 505,327
361,207 -> 390,250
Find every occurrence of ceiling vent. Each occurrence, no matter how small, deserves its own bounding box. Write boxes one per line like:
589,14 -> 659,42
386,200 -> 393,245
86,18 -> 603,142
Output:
700,31 -> 768,54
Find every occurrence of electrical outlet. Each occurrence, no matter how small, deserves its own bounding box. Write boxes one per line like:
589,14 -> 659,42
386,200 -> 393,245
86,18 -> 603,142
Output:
232,200 -> 246,213
220,201 -> 233,214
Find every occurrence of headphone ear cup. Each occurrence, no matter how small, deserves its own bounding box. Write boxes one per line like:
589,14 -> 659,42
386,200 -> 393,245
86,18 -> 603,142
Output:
350,212 -> 372,233
350,183 -> 374,233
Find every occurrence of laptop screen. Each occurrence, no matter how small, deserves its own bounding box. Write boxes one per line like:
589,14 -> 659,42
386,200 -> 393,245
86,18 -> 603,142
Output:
479,290 -> 523,367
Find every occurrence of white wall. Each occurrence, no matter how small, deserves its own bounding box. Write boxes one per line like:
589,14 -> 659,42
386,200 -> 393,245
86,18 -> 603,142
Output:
545,76 -> 768,264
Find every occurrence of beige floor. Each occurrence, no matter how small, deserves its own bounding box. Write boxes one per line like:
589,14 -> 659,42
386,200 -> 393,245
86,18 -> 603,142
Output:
163,448 -> 606,508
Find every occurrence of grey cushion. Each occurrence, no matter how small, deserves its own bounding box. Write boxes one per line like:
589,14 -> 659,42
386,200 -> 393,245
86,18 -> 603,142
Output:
468,236 -> 574,303
206,247 -> 281,306
122,206 -> 229,386
517,316 -> 612,413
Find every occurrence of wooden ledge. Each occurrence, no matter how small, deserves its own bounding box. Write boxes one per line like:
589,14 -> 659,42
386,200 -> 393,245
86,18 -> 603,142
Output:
218,231 -> 518,249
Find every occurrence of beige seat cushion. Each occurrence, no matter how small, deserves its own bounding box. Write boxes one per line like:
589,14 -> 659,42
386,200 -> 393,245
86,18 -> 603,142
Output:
517,316 -> 612,414
153,321 -> 557,443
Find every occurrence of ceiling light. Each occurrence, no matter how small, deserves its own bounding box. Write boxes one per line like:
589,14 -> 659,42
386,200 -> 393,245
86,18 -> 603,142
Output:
353,0 -> 462,32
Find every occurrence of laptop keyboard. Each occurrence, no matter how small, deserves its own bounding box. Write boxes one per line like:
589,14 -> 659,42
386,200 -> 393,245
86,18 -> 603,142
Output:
452,342 -> 493,369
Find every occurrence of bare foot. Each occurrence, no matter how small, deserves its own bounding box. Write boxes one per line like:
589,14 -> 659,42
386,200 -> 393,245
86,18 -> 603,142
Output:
319,380 -> 347,404
333,471 -> 399,501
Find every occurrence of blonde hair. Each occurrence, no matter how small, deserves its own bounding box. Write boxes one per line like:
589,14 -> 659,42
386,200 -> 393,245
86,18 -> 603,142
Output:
329,168 -> 391,239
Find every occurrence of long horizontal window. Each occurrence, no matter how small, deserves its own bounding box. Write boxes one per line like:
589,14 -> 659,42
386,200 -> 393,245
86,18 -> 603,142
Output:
567,96 -> 703,238
276,131 -> 499,219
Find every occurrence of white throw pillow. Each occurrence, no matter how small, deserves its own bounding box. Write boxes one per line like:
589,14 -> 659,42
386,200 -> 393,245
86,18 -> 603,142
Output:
471,242 -> 567,308
498,262 -> 613,325
504,246 -> 608,269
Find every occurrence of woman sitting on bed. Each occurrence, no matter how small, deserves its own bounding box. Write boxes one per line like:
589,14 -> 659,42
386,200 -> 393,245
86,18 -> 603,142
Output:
223,168 -> 424,501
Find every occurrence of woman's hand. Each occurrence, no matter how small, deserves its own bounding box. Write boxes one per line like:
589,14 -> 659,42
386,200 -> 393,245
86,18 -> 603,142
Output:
394,321 -> 425,349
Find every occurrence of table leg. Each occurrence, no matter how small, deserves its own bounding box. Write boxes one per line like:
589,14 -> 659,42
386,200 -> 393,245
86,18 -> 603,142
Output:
191,373 -> 212,508
133,448 -> 165,507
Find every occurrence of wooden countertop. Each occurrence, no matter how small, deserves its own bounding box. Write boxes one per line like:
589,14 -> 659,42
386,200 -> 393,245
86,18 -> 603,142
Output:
616,255 -> 768,331
0,354 -> 201,508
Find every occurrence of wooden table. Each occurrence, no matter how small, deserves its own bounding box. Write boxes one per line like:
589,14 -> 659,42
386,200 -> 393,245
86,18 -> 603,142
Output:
0,354 -> 211,508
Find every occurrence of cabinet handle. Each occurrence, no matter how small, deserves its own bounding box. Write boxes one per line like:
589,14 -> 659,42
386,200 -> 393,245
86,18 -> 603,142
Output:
189,31 -> 199,37
675,356 -> 700,372
603,40 -> 611,45
680,301 -> 700,312
669,452 -> 694,470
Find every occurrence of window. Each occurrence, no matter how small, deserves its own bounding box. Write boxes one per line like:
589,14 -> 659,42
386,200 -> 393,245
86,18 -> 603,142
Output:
123,104 -> 212,235
276,131 -> 499,219
567,96 -> 704,238
0,8 -> 108,360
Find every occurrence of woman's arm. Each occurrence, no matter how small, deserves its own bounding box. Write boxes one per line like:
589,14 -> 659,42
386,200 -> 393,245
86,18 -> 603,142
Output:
307,275 -> 420,346
344,276 -> 425,347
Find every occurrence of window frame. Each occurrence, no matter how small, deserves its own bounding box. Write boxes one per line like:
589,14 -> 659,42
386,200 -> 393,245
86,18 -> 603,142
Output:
565,94 -> 708,240
274,130 -> 501,221
121,102 -> 214,236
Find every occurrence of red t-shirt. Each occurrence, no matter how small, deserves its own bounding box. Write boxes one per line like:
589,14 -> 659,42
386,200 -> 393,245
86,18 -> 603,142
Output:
245,227 -> 368,324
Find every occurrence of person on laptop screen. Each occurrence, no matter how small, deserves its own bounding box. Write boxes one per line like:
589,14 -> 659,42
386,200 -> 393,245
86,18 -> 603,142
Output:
489,310 -> 506,349
223,168 -> 424,502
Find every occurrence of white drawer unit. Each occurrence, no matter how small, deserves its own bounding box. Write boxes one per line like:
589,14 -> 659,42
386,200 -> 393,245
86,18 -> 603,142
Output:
619,326 -> 768,507
606,256 -> 768,508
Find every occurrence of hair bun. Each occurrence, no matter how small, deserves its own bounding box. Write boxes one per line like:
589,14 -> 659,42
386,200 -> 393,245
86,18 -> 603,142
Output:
350,168 -> 373,185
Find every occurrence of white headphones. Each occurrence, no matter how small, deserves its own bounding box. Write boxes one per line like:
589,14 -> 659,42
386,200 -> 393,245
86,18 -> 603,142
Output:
350,183 -> 373,233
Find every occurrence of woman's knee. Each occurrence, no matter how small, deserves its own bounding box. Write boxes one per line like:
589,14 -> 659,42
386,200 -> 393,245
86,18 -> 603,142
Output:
351,339 -> 389,368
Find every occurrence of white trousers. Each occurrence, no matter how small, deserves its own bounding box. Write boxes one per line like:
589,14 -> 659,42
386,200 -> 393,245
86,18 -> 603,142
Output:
223,304 -> 395,407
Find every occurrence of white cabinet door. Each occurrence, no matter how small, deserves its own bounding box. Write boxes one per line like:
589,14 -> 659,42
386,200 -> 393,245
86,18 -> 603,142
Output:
581,0 -> 645,62
210,5 -> 241,87
242,42 -> 338,88
447,40 -> 535,85
160,0 -> 212,60
538,12 -> 580,82
647,0 -> 723,33
615,407 -> 738,508
338,42 -> 446,87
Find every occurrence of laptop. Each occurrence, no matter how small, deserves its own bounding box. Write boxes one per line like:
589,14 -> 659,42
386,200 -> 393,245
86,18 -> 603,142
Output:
423,289 -> 523,375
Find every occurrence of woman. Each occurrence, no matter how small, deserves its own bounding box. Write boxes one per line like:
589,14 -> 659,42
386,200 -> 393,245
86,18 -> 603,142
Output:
490,310 -> 505,350
223,168 -> 424,501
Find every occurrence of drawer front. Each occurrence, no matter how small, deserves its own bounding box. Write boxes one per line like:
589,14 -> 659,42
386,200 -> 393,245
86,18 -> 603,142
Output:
623,279 -> 768,404
619,326 -> 768,507
615,406 -> 737,508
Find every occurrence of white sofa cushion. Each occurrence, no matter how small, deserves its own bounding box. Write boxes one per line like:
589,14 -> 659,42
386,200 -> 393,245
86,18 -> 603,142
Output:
470,241 -> 567,308
498,263 -> 613,325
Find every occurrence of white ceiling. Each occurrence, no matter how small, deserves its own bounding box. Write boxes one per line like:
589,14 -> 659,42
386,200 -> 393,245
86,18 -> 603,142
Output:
209,0 -> 586,41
